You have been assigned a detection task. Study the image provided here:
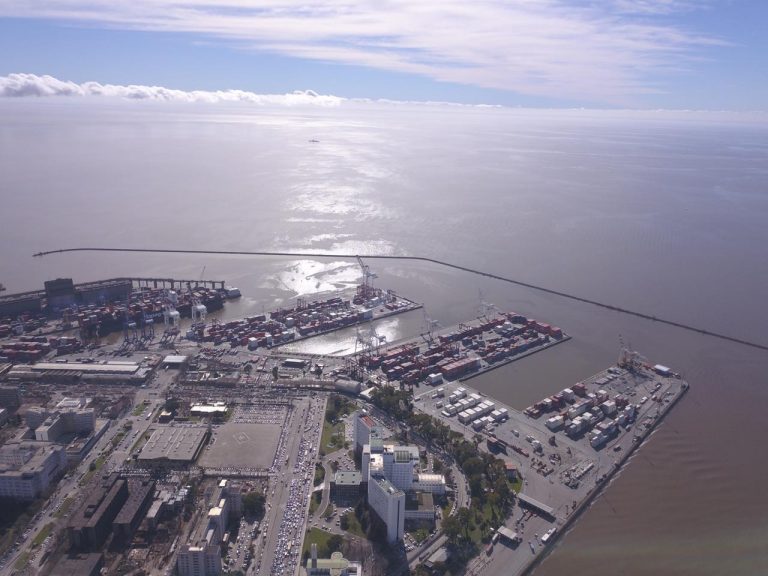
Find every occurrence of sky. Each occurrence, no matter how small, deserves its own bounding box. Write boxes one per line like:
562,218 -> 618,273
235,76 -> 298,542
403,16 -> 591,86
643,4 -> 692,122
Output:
0,1 -> 766,109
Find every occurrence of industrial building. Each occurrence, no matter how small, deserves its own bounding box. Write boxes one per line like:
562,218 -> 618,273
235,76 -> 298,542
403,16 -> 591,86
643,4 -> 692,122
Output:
305,544 -> 362,576
0,385 -> 21,408
0,441 -> 67,500
68,474 -> 129,550
112,478 -> 156,542
516,493 -> 555,518
137,425 -> 209,467
49,552 -> 104,576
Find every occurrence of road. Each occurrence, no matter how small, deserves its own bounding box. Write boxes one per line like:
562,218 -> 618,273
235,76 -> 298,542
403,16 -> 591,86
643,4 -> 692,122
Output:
250,396 -> 324,576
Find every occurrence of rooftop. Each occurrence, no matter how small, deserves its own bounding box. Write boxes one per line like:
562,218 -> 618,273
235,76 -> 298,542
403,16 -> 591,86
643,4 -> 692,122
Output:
333,470 -> 362,486
31,361 -> 139,374
138,425 -> 208,463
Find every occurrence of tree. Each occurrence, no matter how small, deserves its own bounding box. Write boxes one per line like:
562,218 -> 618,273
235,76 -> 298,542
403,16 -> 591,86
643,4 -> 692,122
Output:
327,534 -> 343,554
242,491 -> 265,517
456,507 -> 472,540
442,515 -> 461,544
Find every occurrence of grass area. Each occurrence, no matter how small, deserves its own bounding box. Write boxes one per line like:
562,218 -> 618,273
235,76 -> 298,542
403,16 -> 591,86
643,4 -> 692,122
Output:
14,550 -> 30,570
132,404 -> 147,417
54,497 -> 74,519
410,527 -> 430,544
301,527 -> 334,558
510,477 -> 523,493
110,431 -> 125,449
323,503 -> 335,519
79,455 -> 107,487
467,502 -> 501,545
320,419 -> 344,453
342,512 -> 365,538
314,463 -> 325,487
31,523 -> 53,548
309,492 -> 321,516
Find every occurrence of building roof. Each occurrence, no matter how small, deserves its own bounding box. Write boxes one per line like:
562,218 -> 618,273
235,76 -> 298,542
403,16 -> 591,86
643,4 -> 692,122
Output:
50,553 -> 103,576
360,414 -> 374,428
190,403 -> 228,414
162,355 -> 189,365
517,493 -> 555,517
497,526 -> 519,541
306,551 -> 362,576
427,547 -> 449,564
32,361 -> 139,374
373,476 -> 404,497
333,470 -> 362,486
138,425 -> 208,463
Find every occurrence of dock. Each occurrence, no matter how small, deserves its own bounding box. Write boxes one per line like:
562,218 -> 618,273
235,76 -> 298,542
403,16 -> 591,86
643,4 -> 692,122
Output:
414,362 -> 688,576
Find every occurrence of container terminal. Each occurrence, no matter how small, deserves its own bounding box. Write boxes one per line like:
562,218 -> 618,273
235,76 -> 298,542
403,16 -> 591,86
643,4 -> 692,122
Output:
0,272 -> 687,576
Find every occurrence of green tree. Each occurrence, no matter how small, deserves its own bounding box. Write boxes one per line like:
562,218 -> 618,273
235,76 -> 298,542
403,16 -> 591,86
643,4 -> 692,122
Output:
327,534 -> 343,554
242,491 -> 265,517
442,515 -> 461,544
456,507 -> 472,539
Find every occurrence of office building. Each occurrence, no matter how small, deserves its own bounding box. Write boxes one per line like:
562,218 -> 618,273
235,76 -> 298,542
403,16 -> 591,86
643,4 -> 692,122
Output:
367,476 -> 404,543
176,479 -> 240,576
0,442 -> 67,500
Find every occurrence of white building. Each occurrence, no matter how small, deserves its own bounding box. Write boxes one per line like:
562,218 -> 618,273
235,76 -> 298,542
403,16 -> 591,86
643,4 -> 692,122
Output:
176,530 -> 221,576
176,480 -> 240,576
34,408 -> 96,442
412,473 -> 446,495
367,476 -> 405,543
0,442 -> 67,500
354,412 -> 376,452
381,445 -> 419,492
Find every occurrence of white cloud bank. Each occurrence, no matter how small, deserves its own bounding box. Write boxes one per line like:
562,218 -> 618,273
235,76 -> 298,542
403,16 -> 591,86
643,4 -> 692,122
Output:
0,73 -> 344,105
0,0 -> 723,105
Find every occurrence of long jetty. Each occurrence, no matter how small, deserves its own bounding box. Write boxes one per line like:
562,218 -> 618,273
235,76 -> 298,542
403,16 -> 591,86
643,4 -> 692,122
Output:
32,247 -> 768,353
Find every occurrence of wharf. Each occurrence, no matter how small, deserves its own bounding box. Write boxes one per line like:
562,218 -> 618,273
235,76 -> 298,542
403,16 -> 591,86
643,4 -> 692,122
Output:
363,312 -> 568,389
414,364 -> 688,576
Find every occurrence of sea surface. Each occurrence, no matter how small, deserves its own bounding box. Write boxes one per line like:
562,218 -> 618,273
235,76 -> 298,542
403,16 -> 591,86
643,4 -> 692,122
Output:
1,99 -> 767,575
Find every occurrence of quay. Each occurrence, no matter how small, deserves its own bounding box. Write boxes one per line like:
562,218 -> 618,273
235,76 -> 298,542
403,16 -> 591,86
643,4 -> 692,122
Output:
414,359 -> 688,576
0,276 -> 227,319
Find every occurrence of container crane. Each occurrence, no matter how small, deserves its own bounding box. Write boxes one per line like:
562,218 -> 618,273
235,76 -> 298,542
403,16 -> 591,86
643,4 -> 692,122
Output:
420,308 -> 441,346
355,256 -> 378,302
618,334 -> 648,372
478,289 -> 500,320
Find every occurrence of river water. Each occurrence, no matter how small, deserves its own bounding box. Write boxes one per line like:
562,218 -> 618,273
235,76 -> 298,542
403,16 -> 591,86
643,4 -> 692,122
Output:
1,99 -> 767,575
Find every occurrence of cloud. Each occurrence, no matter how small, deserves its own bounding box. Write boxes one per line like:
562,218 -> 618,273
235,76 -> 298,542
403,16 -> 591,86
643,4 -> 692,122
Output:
0,0 -> 724,105
0,73 -> 345,105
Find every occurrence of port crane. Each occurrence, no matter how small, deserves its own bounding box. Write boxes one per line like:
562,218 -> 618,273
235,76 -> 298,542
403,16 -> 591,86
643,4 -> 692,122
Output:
420,308 -> 441,346
355,320 -> 386,368
478,289 -> 500,320
355,256 -> 378,302
618,334 -> 648,372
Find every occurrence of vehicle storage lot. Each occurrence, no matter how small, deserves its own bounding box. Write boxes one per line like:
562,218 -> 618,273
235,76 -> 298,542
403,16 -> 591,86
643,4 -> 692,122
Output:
199,421 -> 282,470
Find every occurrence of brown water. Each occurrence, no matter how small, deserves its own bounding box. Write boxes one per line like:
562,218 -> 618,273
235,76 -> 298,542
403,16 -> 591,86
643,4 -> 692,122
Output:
1,99 -> 767,574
